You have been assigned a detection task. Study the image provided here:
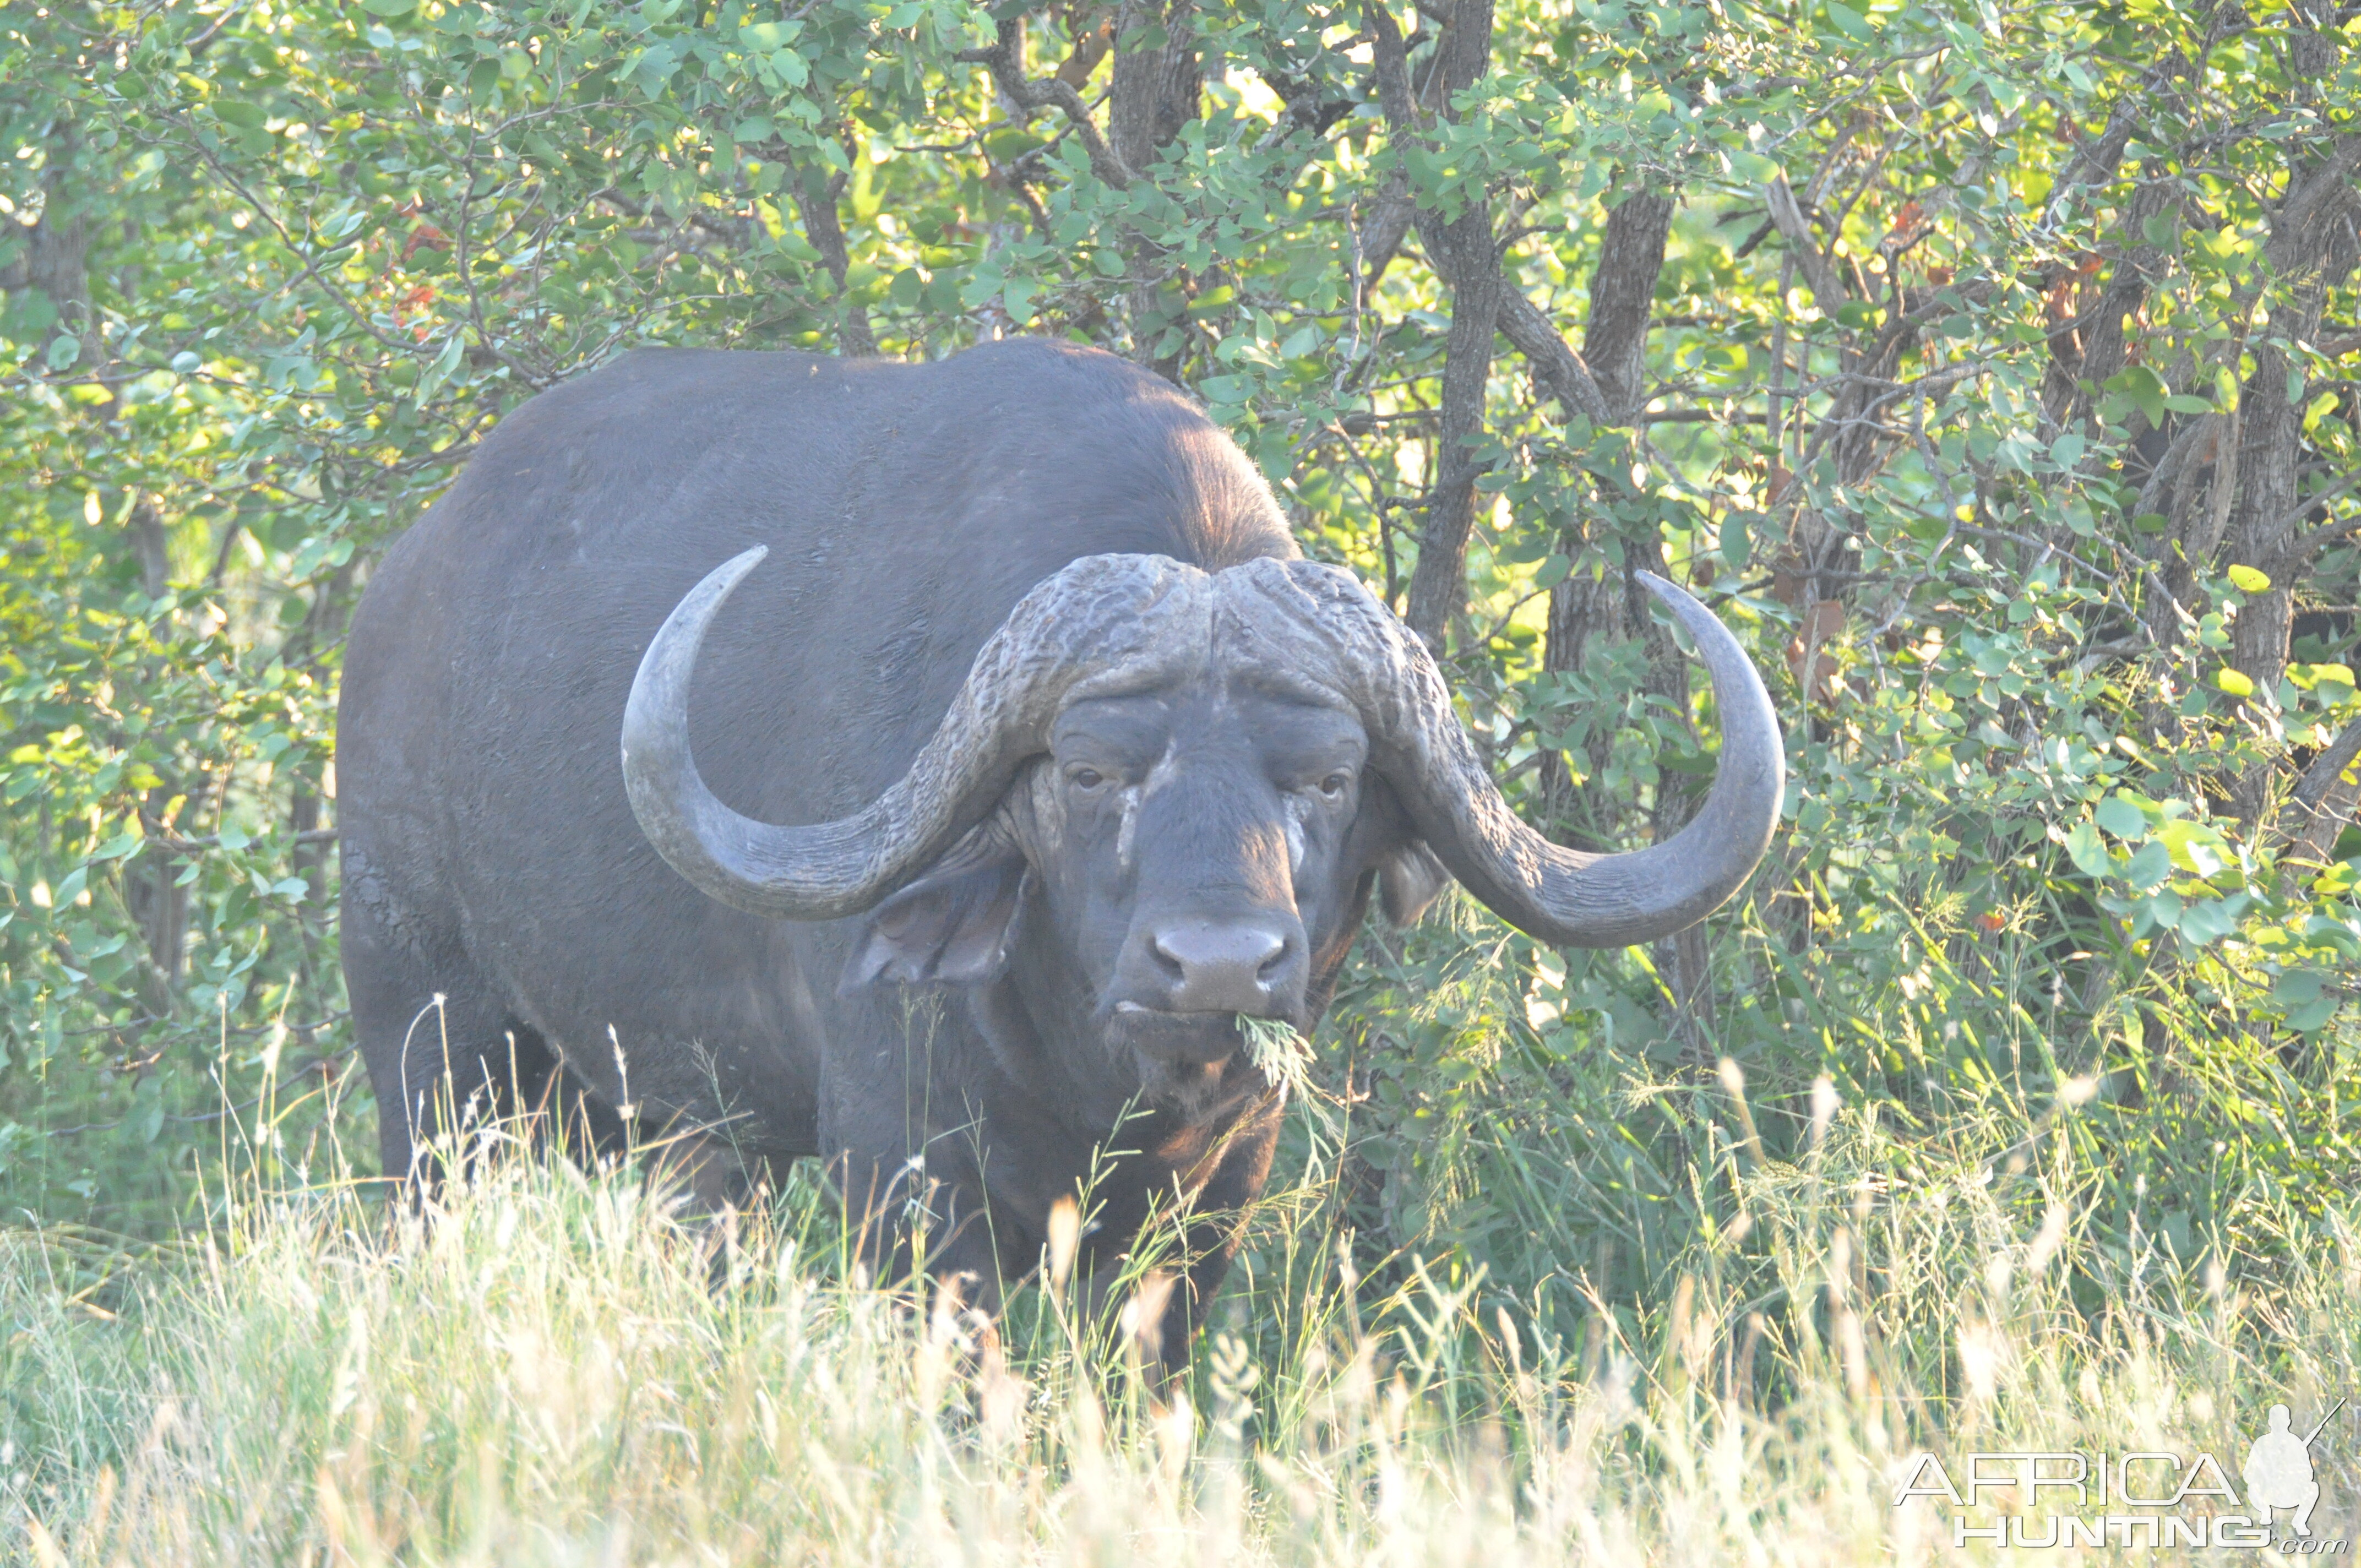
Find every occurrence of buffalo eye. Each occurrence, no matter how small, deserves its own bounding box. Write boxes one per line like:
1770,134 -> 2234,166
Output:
1066,765 -> 1109,792
1317,770 -> 1353,800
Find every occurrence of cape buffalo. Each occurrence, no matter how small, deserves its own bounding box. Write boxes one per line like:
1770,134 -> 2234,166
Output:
338,337 -> 1780,1362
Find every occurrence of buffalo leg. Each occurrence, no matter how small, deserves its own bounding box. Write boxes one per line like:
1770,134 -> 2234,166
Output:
826,1150 -> 1007,1308
344,870 -> 551,1185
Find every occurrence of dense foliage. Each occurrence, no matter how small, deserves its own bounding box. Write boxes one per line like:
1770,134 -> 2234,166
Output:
2,0 -> 2356,1358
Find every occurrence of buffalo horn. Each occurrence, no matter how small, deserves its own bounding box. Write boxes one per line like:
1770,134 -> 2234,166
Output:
621,546 -> 1214,919
1214,558 -> 1784,949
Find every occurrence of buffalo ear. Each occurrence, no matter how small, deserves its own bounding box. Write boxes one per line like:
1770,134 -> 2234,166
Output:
840,828 -> 1030,994
1377,841 -> 1450,927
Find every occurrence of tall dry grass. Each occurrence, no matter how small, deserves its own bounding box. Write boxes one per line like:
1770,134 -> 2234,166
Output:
1,1059 -> 2353,1566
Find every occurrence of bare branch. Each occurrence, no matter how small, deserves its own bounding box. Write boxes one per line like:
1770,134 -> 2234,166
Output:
2284,720 -> 2361,868
1765,176 -> 1848,310
2283,466 -> 2361,556
956,20 -> 1134,188
1498,290 -> 1613,424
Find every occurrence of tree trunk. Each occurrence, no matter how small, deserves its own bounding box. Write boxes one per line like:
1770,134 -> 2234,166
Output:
1376,0 -> 1502,649
1535,178 -> 1680,830
1112,0 -> 1202,375
1403,244 -> 1500,647
1581,188 -> 1673,417
1109,0 -> 1200,171
24,124 -> 97,368
2224,132 -> 2361,821
788,154 -> 879,360
1537,547 -> 1619,850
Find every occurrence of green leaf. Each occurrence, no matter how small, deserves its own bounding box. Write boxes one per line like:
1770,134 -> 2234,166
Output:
2276,970 -> 2339,1029
1824,1 -> 1876,39
2286,995 -> 2340,1032
2273,969 -> 2326,1007
93,829 -> 144,862
1185,286 -> 1236,318
2175,896 -> 2243,945
2213,667 -> 2255,698
1721,509 -> 1753,573
361,0 -> 417,14
2064,821 -> 2112,880
2095,795 -> 2149,840
415,332 -> 466,406
2226,563 -> 2271,594
2106,366 -> 2167,426
2157,819 -> 2229,879
2125,841 -> 2173,892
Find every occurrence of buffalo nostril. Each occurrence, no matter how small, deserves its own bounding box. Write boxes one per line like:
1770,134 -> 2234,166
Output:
1147,920 -> 1291,1012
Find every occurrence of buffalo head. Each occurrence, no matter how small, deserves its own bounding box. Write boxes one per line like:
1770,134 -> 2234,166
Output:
619,552 -> 1781,1109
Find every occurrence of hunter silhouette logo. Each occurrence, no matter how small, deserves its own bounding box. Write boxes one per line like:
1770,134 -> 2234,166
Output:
1894,1397 -> 2348,1551
2246,1400 -> 2343,1540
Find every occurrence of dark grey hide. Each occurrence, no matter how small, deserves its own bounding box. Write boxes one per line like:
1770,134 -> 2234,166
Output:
338,337 -> 1781,1366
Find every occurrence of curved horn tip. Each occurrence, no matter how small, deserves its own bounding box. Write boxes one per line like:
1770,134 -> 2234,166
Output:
620,544 -> 771,767
1634,569 -> 1754,656
1633,568 -> 1704,620
667,544 -> 772,627
711,542 -> 770,589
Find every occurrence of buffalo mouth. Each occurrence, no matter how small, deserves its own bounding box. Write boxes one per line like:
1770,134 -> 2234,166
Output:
1105,1001 -> 1271,1109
